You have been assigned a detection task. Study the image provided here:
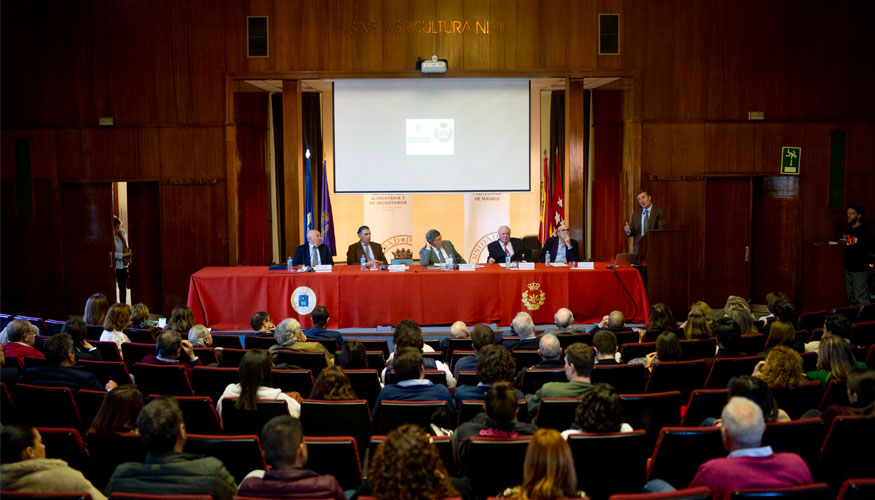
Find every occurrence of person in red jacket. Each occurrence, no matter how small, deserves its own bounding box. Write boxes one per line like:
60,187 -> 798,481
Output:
2,320 -> 44,360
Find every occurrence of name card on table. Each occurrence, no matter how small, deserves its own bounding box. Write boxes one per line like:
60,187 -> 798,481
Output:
574,262 -> 595,270
388,264 -> 408,272
315,265 -> 333,273
518,262 -> 535,270
459,263 -> 477,271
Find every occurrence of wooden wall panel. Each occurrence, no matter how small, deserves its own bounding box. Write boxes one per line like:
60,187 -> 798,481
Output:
542,0 -> 568,70
436,0 -> 465,72
591,90 -> 624,261
566,79 -> 586,247
671,124 -> 705,175
462,0 -> 490,69
642,124 -> 672,176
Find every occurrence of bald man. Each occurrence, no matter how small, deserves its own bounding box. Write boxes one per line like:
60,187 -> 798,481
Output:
486,226 -> 532,264
292,230 -> 334,266
545,308 -> 586,335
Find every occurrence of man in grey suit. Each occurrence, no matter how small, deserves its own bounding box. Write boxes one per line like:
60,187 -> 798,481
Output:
419,229 -> 466,266
624,190 -> 667,253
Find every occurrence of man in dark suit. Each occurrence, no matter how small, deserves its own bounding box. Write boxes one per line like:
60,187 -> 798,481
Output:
292,230 -> 334,266
20,333 -> 116,391
345,225 -> 387,266
487,225 -> 532,263
500,312 -> 540,351
538,224 -> 580,263
624,190 -> 667,254
302,305 -> 344,347
544,307 -> 587,335
418,229 -> 466,266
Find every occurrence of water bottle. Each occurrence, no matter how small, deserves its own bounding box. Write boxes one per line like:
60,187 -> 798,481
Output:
545,251 -> 551,267
360,254 -> 367,271
287,256 -> 293,272
447,255 -> 454,271
505,255 -> 511,268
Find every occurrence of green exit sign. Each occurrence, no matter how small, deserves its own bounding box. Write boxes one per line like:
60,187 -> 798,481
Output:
781,147 -> 801,175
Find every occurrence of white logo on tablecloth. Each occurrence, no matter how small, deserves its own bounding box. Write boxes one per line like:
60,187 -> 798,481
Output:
291,287 -> 317,315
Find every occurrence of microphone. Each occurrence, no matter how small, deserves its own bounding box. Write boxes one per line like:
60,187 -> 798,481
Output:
606,264 -> 615,269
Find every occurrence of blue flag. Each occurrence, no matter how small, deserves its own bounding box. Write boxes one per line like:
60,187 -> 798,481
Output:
320,160 -> 336,255
304,150 -> 313,230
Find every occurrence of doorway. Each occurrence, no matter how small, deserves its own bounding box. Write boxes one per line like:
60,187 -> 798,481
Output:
703,178 -> 753,305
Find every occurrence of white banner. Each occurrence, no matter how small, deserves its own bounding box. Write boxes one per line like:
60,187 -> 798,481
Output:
464,193 -> 510,263
364,194 -> 414,262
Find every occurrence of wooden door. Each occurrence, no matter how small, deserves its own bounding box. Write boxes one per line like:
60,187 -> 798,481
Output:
704,178 -> 752,305
127,182 -> 163,313
60,183 -> 115,314
751,176 -> 800,305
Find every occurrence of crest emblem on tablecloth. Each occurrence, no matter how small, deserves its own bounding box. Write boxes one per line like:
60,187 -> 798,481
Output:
521,282 -> 546,311
291,286 -> 317,315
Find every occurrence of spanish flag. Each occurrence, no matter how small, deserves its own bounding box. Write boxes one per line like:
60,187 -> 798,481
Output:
538,154 -> 550,243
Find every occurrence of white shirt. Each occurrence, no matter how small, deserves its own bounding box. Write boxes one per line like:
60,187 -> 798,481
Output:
216,383 -> 301,420
728,446 -> 774,458
499,241 -> 515,259
309,244 -> 321,265
100,330 -> 131,356
362,243 -> 374,261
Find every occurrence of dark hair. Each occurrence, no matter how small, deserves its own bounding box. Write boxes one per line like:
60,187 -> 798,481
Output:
393,319 -> 422,344
684,313 -> 712,340
309,365 -> 357,400
167,305 -> 194,333
137,396 -> 184,452
311,305 -> 329,327
593,330 -> 617,355
565,343 -> 595,378
574,383 -> 624,433
471,324 -> 495,351
848,205 -> 864,217
131,303 -> 150,326
648,304 -> 678,333
237,350 -> 273,411
44,333 -> 74,366
765,293 -> 796,323
84,293 -> 109,325
636,190 -> 651,197
61,318 -> 89,347
847,369 -> 875,417
103,303 -> 132,332
476,344 -> 516,384
0,425 -> 38,463
825,312 -> 852,338
368,424 -> 457,500
394,329 -> 424,351
727,375 -> 779,422
764,321 -> 797,351
655,332 -> 682,362
250,311 -> 271,331
89,385 -> 144,434
156,330 -> 182,357
261,415 -> 304,468
714,317 -> 743,353
339,340 -> 368,369
357,225 -> 370,235
485,380 -> 519,423
393,347 -> 423,381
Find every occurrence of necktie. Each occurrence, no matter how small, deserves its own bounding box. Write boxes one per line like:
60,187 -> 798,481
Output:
437,248 -> 446,264
643,209 -> 650,236
311,247 -> 318,266
504,243 -> 510,256
364,243 -> 373,261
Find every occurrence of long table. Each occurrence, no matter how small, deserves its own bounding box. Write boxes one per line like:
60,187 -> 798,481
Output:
187,263 -> 650,330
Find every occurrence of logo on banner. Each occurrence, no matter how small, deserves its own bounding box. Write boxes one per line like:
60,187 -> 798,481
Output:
291,287 -> 317,315
521,282 -> 546,311
469,232 -> 498,263
382,235 -> 415,262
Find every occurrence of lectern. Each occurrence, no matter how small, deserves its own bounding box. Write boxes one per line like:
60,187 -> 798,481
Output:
639,229 -> 690,316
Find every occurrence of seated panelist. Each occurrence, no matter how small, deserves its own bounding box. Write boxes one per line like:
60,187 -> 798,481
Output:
346,225 -> 386,266
486,225 -> 532,263
538,223 -> 580,263
418,229 -> 466,266
292,230 -> 334,266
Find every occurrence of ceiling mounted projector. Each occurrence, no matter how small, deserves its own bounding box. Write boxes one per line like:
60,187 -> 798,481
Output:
420,55 -> 448,74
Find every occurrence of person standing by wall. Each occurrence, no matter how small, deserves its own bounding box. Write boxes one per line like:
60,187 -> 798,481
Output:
843,205 -> 873,306
113,216 -> 132,304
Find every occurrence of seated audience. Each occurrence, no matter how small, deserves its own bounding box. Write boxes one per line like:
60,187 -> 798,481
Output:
375,347 -> 454,415
690,300 -> 715,325
3,319 -> 45,360
1,344 -> 21,385
546,307 -> 586,334
562,383 -> 633,438
713,317 -> 748,358
807,333 -> 866,385
106,396 -> 237,499
498,428 -> 586,499
454,381 -> 537,469
63,318 -> 103,361
645,397 -> 812,498
250,311 -> 275,333
88,385 -> 145,434
526,343 -> 594,418
724,375 -> 790,423
501,311 -> 540,351
20,333 -> 116,391
629,331 -> 682,370
165,305 -> 195,333
805,312 -> 853,353
514,333 -> 563,386
684,313 -> 712,340
454,324 -> 495,380
338,339 -> 368,369
217,349 -> 300,420
594,309 -> 626,332
131,303 -> 157,329
237,415 -> 345,500
636,303 -> 680,341
393,319 -> 435,352
593,329 -> 621,364
84,292 -> 109,326
818,369 -> 875,426
753,345 -> 806,387
383,324 -> 455,388
454,344 -> 524,407
269,318 -> 334,367
724,295 -> 758,335
441,320 -> 470,350
188,324 -> 213,347
140,330 -> 203,378
100,303 -> 132,353
759,292 -> 797,334
309,365 -> 358,400
303,305 -> 344,347
0,425 -> 106,499
762,320 -> 803,354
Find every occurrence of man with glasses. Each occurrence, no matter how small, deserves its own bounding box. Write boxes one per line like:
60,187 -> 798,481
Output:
2,319 -> 45,359
539,224 -> 580,263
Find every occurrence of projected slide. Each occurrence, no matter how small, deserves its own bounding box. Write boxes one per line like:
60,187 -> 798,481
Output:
406,119 -> 454,156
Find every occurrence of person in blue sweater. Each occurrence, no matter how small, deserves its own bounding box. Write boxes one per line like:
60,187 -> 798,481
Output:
454,344 -> 524,408
374,347 -> 455,416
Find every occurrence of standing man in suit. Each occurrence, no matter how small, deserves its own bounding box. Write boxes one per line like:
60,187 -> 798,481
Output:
538,224 -> 580,263
487,225 -> 532,263
292,230 -> 334,266
419,229 -> 466,266
624,190 -> 667,254
346,225 -> 387,267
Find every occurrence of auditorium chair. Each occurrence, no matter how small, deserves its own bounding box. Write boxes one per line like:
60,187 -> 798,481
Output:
818,416 -> 875,488
738,334 -> 767,356
374,400 -> 452,435
77,359 -> 133,386
456,370 -> 478,386
519,368 -> 567,394
37,426 -> 89,473
858,304 -> 875,323
464,436 -> 531,500
456,398 -> 529,426
385,369 -> 447,386
218,347 -> 247,367
368,434 -> 455,477
1,493 -> 95,500
120,343 -> 157,369
607,487 -> 712,500
868,345 -> 875,370
449,350 -> 474,372
275,350 -> 327,377
809,328 -> 825,342
619,391 -> 682,448
271,368 -> 315,396
191,347 -> 218,366
621,342 -> 656,361
355,339 -> 390,358
770,381 -> 822,420
557,333 -> 593,349
510,349 -> 541,369
132,363 -> 193,397
533,397 -> 579,429
423,339 -> 441,352
647,426 -> 725,488
0,313 -> 11,331
300,399 -> 372,460
592,363 -> 648,394
86,432 -> 146,491
90,340 -> 123,362
567,430 -> 651,500
220,398 -> 290,436
85,324 -> 104,341
679,338 -> 718,361
14,315 -> 48,336
152,395 -> 222,434
613,330 -> 641,348
796,329 -> 812,344
641,330 -> 662,343
344,368 -> 382,409
704,355 -> 763,389
730,483 -> 831,499
110,495 -> 214,500
303,436 -> 363,490
210,333 -> 244,349
122,328 -> 154,344
184,433 -> 266,483
365,350 -> 386,369
833,306 -> 861,323
836,478 -> 875,500
761,418 -> 826,468
799,310 -> 829,333
19,355 -> 47,368
819,379 -> 850,410
800,351 -> 818,372
645,360 -> 709,400
242,335 -> 275,350
45,318 -> 66,334
75,389 -> 107,430
191,366 -> 238,404
682,389 -> 729,426
14,383 -> 82,429
446,338 -> 473,361
849,321 -> 875,347
1,382 -> 19,425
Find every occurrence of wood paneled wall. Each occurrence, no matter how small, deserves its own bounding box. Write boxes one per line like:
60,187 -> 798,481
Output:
1,0 -> 872,317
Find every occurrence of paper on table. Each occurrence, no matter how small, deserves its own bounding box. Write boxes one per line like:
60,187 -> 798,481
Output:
549,262 -> 569,267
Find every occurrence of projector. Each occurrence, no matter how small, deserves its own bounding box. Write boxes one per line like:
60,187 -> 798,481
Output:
420,55 -> 447,74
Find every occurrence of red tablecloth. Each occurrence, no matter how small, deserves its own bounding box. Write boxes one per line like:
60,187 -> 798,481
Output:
187,264 -> 649,330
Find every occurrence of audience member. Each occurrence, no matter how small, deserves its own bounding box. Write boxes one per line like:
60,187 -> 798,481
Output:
759,293 -> 797,336
383,324 -> 455,388
502,311 -> 539,350
131,303 -> 157,329
217,349 -> 300,420
629,331 -> 682,371
637,303 -> 679,341
454,324 -> 495,380
269,318 -> 333,367
807,333 -> 866,385
88,385 -> 144,434
237,415 -> 345,500
393,318 -> 435,351
526,343 -> 594,418
562,383 -> 632,438
0,425 -> 106,499
724,295 -> 757,335
303,305 -> 344,347
593,329 -> 621,364
187,324 -> 213,347
514,333 -> 563,386
805,312 -> 852,353
100,303 -> 132,352
753,346 -> 806,387
106,397 -> 237,499
309,365 -> 358,400
62,318 -> 103,361
454,344 -> 524,407
338,339 -> 368,370
684,313 -> 712,340
720,375 -> 789,423
0,344 -> 21,385
165,305 -> 195,333
546,308 -> 586,334
690,301 -> 715,325
594,310 -> 626,332
762,320 -> 803,354
645,397 -> 812,498
20,333 -> 116,391
713,317 -> 748,358
374,347 -> 454,415
250,311 -> 275,332
139,330 -> 203,378
817,369 -> 875,427
84,292 -> 109,326
498,428 -> 585,499
3,319 -> 45,359
441,320 -> 471,350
